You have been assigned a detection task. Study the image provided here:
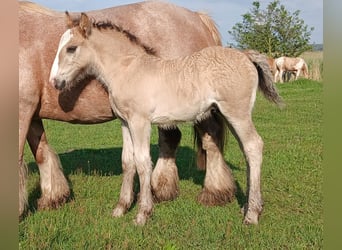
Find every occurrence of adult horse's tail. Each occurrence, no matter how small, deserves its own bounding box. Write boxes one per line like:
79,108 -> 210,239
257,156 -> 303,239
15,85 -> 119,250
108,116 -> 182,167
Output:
194,12 -> 226,170
302,60 -> 309,78
243,50 -> 284,106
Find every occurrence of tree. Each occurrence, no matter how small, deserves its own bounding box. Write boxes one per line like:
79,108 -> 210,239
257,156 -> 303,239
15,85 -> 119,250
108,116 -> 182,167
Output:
228,0 -> 314,57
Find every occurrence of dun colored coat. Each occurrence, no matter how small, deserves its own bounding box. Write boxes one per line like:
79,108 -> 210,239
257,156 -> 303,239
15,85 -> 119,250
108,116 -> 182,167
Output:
51,13 -> 283,225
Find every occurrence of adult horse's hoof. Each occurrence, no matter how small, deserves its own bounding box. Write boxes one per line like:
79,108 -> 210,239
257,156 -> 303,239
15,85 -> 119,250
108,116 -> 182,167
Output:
151,174 -> 179,202
37,191 -> 70,210
197,186 -> 235,206
151,158 -> 179,202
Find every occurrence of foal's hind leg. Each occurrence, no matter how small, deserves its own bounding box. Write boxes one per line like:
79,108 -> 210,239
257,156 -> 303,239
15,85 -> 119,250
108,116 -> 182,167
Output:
27,119 -> 70,210
151,128 -> 181,202
227,116 -> 264,225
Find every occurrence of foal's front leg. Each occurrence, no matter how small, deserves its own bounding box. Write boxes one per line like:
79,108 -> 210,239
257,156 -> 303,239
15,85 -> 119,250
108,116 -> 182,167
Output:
129,118 -> 154,225
112,123 -> 136,217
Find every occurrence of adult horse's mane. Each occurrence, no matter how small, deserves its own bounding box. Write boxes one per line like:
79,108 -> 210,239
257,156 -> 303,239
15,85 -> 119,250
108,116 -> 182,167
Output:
68,12 -> 156,56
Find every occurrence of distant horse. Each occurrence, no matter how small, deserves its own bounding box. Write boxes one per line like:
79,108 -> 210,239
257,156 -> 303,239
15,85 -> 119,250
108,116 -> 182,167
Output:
267,57 -> 277,76
274,56 -> 309,82
50,13 -> 283,225
19,1 -> 227,219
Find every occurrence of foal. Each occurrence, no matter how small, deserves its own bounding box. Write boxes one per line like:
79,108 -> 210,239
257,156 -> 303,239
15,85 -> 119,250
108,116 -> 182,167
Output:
51,13 -> 283,225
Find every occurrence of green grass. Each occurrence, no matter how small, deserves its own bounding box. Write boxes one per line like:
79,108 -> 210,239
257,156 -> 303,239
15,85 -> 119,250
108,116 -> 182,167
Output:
20,80 -> 323,249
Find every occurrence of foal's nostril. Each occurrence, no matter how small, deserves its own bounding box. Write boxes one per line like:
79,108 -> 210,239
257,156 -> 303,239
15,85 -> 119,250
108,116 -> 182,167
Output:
54,79 -> 66,90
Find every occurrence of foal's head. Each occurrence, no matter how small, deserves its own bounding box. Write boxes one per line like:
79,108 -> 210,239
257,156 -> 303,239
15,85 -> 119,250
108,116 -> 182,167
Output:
50,12 -> 96,90
50,12 -> 155,91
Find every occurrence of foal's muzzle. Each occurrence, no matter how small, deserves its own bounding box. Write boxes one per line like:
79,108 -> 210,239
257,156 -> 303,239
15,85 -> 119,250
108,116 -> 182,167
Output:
52,78 -> 66,90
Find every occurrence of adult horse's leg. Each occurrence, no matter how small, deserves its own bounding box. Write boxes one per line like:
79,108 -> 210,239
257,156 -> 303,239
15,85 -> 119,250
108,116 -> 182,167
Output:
195,113 -> 226,170
279,69 -> 285,83
151,127 -> 181,202
19,161 -> 28,219
19,85 -> 39,218
26,119 -> 70,209
274,69 -> 279,83
295,69 -> 300,80
152,114 -> 234,206
195,113 -> 236,206
19,116 -> 30,218
200,132 -> 236,203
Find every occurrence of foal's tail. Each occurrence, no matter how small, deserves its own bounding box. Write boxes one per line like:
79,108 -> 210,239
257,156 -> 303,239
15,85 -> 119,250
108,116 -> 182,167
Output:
243,50 -> 284,107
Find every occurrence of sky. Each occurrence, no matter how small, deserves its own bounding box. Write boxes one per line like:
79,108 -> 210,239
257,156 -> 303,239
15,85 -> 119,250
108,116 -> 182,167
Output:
28,0 -> 323,45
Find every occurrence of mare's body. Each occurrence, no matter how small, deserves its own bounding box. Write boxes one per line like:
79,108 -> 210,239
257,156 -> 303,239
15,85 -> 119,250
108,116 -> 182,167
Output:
19,1 -> 227,218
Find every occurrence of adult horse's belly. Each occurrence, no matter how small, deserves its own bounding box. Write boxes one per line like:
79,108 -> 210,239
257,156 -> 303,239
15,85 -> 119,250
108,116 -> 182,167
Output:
38,79 -> 115,124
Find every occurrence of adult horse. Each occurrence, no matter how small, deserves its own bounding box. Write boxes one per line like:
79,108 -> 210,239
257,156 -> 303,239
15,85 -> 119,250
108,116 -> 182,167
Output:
267,57 -> 277,77
19,1 -> 229,219
50,13 -> 283,225
274,56 -> 309,82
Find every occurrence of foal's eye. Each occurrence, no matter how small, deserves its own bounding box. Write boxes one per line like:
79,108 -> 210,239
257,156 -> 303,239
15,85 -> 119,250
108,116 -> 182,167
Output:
66,46 -> 77,54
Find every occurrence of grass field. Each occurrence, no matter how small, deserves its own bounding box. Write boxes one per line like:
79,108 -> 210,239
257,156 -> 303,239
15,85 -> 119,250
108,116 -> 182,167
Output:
20,79 -> 323,249
301,51 -> 323,81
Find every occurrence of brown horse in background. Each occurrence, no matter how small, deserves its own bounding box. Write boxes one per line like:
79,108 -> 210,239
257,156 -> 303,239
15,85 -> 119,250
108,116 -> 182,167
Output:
19,1 -> 229,219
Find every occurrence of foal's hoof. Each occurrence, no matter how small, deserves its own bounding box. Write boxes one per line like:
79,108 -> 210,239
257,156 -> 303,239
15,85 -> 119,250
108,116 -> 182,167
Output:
112,206 -> 126,218
243,211 -> 260,225
241,204 -> 262,225
133,207 -> 153,226
134,214 -> 148,226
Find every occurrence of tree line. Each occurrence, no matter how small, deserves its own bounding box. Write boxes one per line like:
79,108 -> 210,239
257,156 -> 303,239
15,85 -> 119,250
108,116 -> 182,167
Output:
228,0 -> 315,57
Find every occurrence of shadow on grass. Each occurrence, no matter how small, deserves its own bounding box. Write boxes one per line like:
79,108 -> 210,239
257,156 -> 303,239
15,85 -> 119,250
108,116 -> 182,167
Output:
28,144 -> 241,182
26,144 -> 246,215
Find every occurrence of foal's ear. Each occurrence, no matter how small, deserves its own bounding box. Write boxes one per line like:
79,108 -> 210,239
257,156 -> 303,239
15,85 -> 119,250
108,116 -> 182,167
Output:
65,11 -> 74,28
79,12 -> 92,38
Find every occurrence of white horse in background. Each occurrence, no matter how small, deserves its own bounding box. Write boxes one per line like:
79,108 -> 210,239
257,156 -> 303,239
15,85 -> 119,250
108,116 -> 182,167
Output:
274,56 -> 309,82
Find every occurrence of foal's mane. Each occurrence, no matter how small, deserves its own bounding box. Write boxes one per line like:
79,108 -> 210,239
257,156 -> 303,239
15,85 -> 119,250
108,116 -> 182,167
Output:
70,13 -> 156,56
94,21 -> 156,55
95,21 -> 156,54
